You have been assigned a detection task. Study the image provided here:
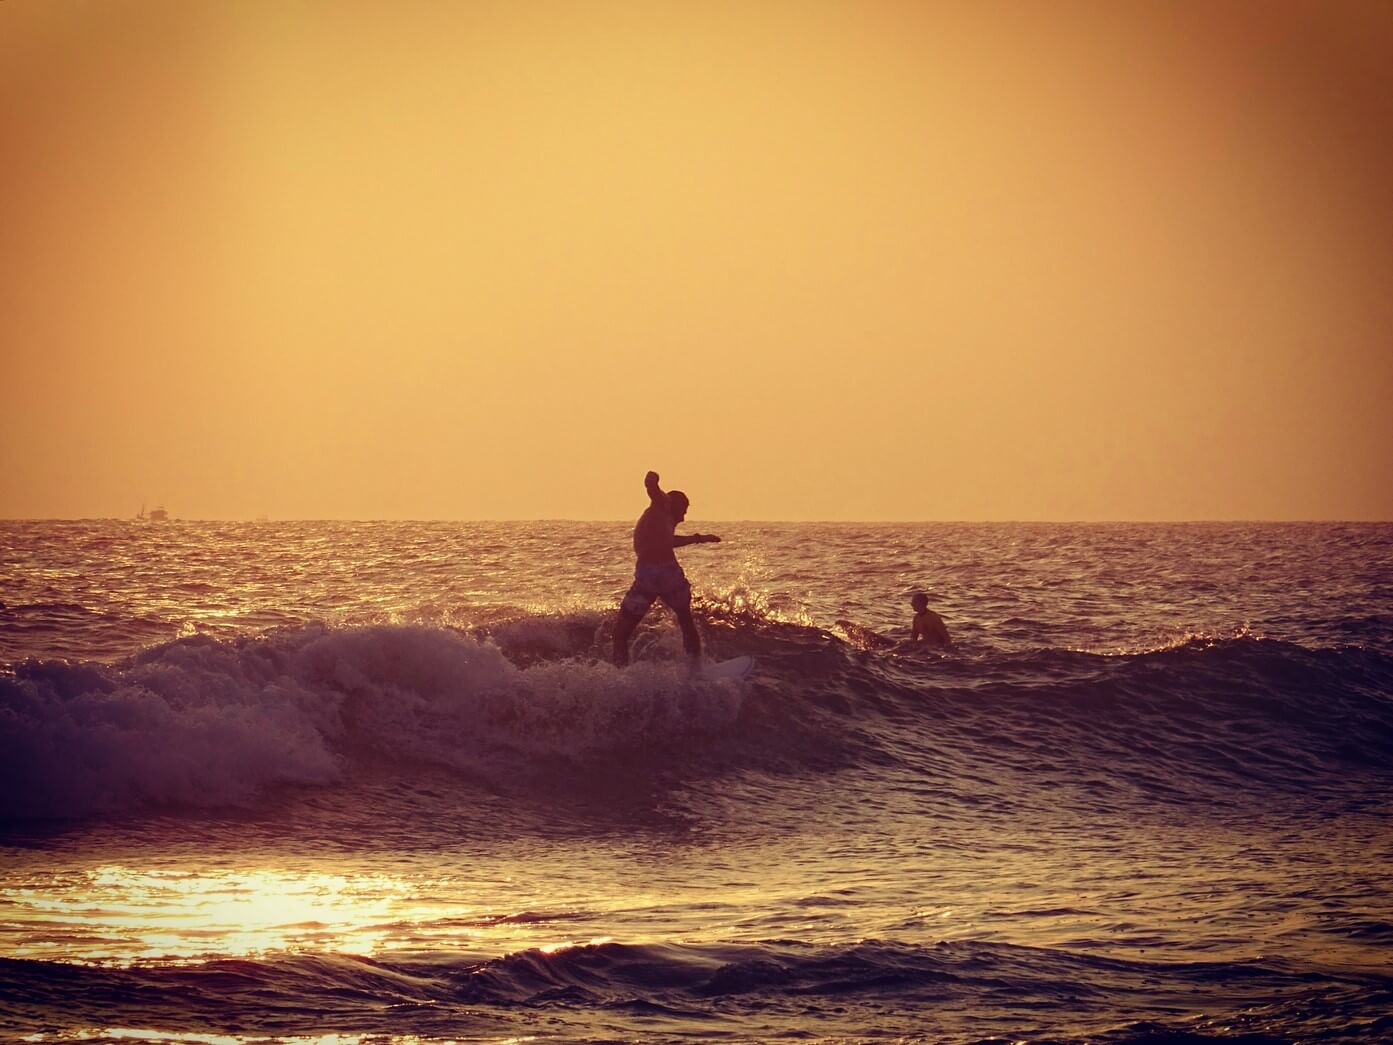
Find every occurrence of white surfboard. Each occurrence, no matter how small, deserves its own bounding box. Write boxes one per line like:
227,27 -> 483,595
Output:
703,655 -> 755,681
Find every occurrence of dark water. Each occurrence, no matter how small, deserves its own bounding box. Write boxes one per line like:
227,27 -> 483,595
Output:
2,520 -> 1391,1043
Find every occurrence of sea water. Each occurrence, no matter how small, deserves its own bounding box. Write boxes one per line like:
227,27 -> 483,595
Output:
2,520 -> 1391,1042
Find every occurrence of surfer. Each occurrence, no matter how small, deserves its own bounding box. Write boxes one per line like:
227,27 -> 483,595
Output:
909,592 -> 952,649
613,470 -> 721,667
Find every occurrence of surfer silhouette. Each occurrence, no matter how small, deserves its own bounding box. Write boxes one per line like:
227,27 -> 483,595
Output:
613,470 -> 721,667
909,592 -> 952,649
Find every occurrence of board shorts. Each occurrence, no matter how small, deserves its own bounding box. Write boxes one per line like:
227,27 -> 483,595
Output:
620,561 -> 692,617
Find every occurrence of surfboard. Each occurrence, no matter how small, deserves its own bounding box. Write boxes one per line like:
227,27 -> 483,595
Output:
703,655 -> 755,681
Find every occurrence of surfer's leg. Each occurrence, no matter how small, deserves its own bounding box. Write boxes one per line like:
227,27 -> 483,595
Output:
676,609 -> 702,660
612,608 -> 643,666
671,602 -> 702,662
658,567 -> 700,662
614,579 -> 657,666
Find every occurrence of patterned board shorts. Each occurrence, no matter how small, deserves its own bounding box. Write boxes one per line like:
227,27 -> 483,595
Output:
620,561 -> 692,617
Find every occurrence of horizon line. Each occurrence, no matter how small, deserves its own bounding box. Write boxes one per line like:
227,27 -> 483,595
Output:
3,516 -> 1390,525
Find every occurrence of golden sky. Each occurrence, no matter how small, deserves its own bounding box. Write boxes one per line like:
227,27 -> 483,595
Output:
3,0 -> 1390,520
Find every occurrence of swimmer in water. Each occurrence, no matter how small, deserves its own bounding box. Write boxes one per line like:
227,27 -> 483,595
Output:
909,592 -> 952,649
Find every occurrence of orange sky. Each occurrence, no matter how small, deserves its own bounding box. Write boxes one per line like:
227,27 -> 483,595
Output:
3,0 -> 1390,520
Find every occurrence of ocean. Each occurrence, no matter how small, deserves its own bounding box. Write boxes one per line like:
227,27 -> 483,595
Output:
2,520 -> 1391,1043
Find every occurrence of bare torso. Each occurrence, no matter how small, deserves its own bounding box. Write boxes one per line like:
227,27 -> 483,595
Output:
912,609 -> 951,648
633,502 -> 678,565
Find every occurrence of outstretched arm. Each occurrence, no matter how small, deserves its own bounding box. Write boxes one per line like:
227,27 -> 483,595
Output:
644,470 -> 666,507
674,533 -> 721,547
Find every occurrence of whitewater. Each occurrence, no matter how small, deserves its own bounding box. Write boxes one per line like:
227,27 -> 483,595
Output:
2,520 -> 1391,1043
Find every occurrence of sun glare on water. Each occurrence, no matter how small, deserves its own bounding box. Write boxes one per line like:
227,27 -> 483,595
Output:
22,1033 -> 542,1044
5,865 -> 470,965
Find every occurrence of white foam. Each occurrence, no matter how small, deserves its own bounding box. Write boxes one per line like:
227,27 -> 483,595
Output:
0,624 -> 746,819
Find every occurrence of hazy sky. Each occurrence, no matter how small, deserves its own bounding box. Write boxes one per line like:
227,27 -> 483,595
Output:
3,0 -> 1390,520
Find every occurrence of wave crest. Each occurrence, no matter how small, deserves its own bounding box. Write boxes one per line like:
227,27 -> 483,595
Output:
0,623 -> 746,819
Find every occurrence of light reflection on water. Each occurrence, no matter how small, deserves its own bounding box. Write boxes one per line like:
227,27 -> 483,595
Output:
6,811 -> 1385,974
6,866 -> 465,963
20,1033 -> 539,1044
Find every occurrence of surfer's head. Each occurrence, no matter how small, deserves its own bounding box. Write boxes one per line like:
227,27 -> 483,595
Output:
667,490 -> 689,522
910,592 -> 929,612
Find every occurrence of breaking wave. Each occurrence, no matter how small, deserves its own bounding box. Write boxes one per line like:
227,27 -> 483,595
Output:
3,611 -> 1391,820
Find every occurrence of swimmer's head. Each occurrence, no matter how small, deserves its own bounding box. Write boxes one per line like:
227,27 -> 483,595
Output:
910,592 -> 929,612
668,490 -> 689,522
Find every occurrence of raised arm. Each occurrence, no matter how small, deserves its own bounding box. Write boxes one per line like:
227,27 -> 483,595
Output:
644,470 -> 666,507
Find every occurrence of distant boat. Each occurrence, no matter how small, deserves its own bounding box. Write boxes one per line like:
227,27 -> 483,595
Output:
136,504 -> 170,521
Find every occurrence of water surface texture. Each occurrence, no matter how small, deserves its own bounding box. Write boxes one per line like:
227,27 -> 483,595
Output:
3,521 -> 1391,1043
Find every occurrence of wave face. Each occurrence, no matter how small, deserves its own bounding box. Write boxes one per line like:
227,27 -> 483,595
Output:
3,610 -> 1391,820
2,521 -> 1391,1044
1,621 -> 748,819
